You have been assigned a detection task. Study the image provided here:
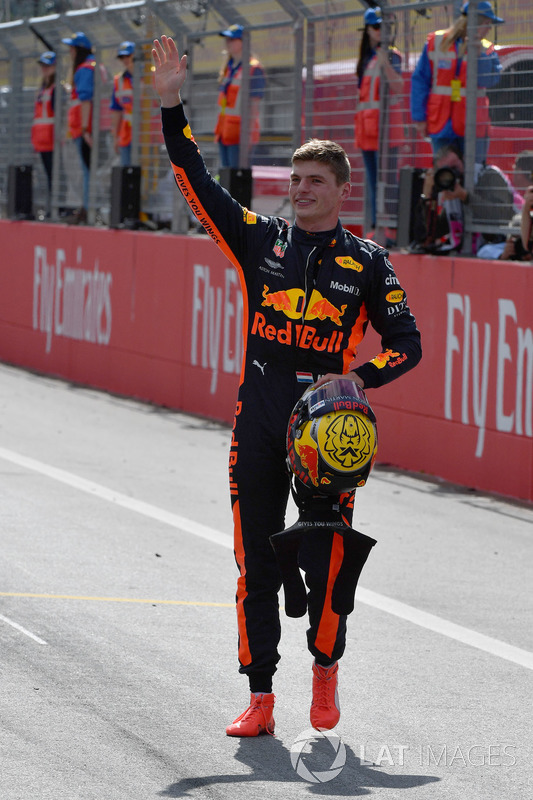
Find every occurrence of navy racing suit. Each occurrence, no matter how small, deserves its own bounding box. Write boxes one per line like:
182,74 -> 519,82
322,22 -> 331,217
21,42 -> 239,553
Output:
162,104 -> 422,690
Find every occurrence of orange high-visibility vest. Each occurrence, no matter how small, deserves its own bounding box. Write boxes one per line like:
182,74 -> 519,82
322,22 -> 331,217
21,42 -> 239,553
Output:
31,84 -> 54,152
214,58 -> 262,146
68,60 -> 95,139
426,31 -> 491,138
355,48 -> 403,151
113,72 -> 133,146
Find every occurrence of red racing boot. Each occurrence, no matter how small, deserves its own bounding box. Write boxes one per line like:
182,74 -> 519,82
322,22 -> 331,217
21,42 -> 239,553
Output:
226,693 -> 275,736
310,661 -> 340,730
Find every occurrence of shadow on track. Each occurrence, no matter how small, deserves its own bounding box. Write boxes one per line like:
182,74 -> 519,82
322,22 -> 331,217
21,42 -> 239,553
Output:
159,733 -> 440,796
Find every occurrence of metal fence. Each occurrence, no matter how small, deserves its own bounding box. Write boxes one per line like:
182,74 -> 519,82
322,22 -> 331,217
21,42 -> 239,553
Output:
0,0 -> 532,243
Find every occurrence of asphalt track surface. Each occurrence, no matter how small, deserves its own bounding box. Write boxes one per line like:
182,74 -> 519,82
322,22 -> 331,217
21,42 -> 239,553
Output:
1,362 -> 532,800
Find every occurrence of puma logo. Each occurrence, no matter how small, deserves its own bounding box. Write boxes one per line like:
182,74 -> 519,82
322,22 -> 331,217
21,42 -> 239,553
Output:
253,360 -> 267,374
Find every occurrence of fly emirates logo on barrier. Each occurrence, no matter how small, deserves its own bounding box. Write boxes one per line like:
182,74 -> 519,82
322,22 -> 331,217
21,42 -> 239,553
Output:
191,264 -> 243,394
445,293 -> 532,458
33,245 -> 113,354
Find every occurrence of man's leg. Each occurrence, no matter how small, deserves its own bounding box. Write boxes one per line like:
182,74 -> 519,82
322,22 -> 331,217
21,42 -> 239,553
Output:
298,491 -> 355,730
226,403 -> 290,735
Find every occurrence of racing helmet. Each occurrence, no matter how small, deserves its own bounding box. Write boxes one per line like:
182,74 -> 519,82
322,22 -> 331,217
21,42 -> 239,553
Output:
286,378 -> 378,495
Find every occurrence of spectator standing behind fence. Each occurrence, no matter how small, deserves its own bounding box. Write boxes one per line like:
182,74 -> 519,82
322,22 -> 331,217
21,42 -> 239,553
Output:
31,51 -> 56,209
62,31 -> 95,225
214,24 -> 265,169
110,41 -> 135,167
355,7 -> 403,234
410,0 -> 504,167
520,186 -> 533,255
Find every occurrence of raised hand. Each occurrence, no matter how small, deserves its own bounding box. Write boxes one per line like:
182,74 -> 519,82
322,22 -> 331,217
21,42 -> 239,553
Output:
152,35 -> 188,108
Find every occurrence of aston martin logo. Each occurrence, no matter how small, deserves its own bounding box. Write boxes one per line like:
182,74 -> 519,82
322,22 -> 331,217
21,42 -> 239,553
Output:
264,258 -> 284,270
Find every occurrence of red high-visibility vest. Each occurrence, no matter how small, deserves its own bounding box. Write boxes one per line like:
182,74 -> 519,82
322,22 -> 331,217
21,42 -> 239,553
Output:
31,84 -> 54,152
214,58 -> 262,146
426,31 -> 491,138
355,48 -> 403,151
68,60 -> 95,139
113,72 -> 133,147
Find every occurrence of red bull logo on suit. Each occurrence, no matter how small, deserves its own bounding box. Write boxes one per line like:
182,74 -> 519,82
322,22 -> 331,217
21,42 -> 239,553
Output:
262,285 -> 346,325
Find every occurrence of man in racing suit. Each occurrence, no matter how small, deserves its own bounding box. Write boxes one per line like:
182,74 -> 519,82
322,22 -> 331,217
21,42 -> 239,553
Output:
153,36 -> 422,737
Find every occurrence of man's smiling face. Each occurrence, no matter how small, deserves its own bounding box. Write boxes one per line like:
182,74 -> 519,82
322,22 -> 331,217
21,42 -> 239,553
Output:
289,161 -> 351,231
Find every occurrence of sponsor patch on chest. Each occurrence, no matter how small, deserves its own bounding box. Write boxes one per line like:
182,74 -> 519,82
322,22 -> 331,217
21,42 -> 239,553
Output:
330,280 -> 360,295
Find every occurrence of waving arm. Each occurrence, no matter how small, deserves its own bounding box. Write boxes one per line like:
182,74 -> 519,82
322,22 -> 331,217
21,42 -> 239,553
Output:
152,35 -> 188,108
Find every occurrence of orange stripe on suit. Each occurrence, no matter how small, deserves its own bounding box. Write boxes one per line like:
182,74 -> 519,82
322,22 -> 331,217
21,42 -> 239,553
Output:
314,531 -> 345,658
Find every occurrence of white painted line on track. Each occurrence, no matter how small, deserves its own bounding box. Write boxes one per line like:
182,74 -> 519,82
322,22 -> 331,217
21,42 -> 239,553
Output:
1,446 -> 532,671
0,446 -> 233,551
0,613 -> 48,645
356,588 -> 533,671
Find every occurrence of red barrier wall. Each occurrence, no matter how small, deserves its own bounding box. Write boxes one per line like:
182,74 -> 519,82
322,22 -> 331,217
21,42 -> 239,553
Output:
1,220 -> 531,503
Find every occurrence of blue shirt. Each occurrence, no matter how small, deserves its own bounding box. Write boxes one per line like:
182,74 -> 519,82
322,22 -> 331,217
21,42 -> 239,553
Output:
75,58 -> 94,102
